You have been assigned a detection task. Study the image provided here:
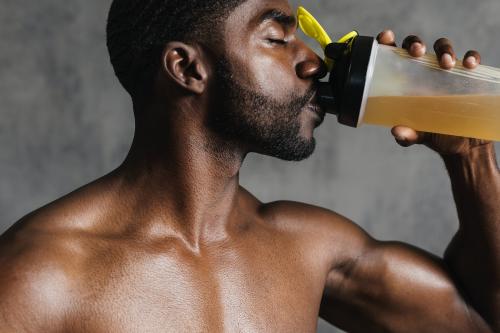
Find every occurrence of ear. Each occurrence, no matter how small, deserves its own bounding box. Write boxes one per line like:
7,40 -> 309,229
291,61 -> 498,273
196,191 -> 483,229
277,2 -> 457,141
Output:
161,42 -> 208,95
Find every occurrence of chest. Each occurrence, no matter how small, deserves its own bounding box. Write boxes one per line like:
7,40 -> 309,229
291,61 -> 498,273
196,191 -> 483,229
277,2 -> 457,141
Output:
74,239 -> 327,333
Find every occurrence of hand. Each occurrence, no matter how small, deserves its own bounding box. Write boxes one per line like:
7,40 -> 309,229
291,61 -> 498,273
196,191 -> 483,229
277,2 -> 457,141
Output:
376,30 -> 492,156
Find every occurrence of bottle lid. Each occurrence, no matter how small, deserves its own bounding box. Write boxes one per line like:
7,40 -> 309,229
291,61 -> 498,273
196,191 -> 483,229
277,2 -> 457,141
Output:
297,6 -> 358,71
336,36 -> 378,127
295,7 -> 377,128
321,36 -> 379,127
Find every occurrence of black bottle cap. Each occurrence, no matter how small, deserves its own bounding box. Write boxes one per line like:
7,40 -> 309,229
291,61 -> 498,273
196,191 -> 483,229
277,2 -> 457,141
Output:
319,36 -> 378,128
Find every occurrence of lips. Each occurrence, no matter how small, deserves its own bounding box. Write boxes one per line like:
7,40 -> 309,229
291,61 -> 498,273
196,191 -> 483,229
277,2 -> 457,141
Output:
307,102 -> 322,115
307,93 -> 325,116
302,88 -> 326,126
305,102 -> 326,127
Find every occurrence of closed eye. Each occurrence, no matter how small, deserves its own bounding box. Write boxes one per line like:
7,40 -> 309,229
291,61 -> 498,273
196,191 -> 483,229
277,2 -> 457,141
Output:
268,38 -> 288,46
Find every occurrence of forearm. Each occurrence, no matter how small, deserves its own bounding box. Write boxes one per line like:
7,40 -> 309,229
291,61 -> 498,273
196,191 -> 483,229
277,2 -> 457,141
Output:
443,143 -> 500,329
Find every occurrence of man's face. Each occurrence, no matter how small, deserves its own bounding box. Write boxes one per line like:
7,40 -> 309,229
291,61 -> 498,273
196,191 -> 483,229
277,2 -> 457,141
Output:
207,0 -> 325,161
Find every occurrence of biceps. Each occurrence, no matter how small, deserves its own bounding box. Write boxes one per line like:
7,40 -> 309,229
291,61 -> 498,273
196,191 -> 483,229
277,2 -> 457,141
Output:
320,241 -> 492,333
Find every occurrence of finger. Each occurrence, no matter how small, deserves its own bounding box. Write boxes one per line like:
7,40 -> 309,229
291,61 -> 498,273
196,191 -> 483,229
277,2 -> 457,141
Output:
463,50 -> 481,69
433,38 -> 456,70
402,35 -> 427,57
391,126 -> 426,147
376,30 -> 397,46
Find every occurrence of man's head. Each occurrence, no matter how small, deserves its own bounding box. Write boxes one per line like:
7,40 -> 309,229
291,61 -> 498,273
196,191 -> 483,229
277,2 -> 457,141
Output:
106,0 -> 245,99
107,0 -> 325,161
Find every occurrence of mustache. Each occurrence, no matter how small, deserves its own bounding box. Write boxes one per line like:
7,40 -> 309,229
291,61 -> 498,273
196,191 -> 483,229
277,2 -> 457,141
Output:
287,86 -> 318,112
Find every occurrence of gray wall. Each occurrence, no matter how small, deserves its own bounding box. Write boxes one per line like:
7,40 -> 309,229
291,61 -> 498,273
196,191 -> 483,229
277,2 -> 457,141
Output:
1,1 -> 499,332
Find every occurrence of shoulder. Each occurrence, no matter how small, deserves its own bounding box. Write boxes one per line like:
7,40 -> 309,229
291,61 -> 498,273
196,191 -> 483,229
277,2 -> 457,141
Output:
239,188 -> 375,269
259,199 -> 371,242
238,186 -> 345,226
0,208 -> 90,331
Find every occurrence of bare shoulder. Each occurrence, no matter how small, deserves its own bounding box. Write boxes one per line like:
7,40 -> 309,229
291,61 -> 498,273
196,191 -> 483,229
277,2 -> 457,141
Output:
0,176 -> 119,331
240,186 -> 348,225
239,187 -> 374,268
260,197 -> 371,242
0,217 -> 83,332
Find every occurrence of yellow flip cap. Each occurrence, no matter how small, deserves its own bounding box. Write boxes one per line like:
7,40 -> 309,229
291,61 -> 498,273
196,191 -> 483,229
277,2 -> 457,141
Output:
297,6 -> 358,70
297,6 -> 332,50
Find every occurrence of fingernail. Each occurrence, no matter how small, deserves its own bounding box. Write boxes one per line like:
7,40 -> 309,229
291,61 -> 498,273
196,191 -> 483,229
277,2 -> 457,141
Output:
442,53 -> 455,66
465,56 -> 477,66
410,42 -> 422,54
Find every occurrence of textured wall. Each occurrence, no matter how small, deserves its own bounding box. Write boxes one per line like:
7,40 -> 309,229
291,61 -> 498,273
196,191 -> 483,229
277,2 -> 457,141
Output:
1,1 -> 499,332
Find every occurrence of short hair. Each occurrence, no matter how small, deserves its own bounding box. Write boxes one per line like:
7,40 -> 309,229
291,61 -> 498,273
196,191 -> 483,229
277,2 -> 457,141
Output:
106,0 -> 245,101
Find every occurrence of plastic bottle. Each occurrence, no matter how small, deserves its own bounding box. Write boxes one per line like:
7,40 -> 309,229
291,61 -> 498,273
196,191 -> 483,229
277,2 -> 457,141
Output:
297,6 -> 500,141
318,38 -> 500,141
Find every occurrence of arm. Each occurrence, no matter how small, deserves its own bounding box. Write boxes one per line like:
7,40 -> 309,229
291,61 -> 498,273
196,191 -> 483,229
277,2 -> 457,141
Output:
319,232 -> 494,332
320,32 -> 499,332
442,143 -> 500,329
386,32 -> 500,329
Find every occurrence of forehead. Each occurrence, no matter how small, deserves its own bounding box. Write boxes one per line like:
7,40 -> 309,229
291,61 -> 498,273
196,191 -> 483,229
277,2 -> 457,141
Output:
226,0 -> 294,28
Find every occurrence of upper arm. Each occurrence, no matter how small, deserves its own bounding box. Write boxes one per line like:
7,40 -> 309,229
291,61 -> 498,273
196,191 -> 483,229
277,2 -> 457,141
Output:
318,215 -> 493,332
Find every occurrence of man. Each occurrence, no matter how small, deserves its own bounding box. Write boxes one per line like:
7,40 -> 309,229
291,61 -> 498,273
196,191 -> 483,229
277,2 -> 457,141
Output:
0,0 -> 498,331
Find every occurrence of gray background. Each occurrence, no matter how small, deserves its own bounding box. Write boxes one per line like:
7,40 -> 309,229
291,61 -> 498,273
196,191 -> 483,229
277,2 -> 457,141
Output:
1,0 -> 499,332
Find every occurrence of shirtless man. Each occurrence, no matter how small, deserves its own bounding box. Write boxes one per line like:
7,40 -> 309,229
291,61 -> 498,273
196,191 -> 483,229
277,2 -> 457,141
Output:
0,0 -> 498,332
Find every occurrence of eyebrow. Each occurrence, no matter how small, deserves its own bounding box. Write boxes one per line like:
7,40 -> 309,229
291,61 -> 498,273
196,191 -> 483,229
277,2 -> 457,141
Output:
259,9 -> 297,29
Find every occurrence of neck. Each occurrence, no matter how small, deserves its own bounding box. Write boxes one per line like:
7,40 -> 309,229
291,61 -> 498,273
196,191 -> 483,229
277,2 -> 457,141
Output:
114,100 -> 246,248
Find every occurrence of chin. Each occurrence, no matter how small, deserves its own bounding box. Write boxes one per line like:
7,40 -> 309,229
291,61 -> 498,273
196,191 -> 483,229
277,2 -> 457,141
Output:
270,138 -> 317,162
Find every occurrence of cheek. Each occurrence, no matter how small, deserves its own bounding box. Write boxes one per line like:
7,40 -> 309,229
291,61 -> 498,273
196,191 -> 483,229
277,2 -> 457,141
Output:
249,54 -> 294,96
231,43 -> 299,98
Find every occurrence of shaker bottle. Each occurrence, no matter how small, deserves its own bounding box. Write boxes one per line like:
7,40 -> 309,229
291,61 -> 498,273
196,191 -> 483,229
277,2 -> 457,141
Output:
297,7 -> 500,141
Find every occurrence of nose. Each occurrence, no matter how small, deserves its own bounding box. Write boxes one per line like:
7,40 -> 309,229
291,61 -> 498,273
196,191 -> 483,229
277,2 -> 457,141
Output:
295,40 -> 328,80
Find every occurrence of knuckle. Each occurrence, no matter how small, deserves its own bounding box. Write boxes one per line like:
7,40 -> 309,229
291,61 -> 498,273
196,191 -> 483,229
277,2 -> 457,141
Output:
464,50 -> 481,65
465,50 -> 481,58
435,37 -> 451,45
402,35 -> 422,48
377,30 -> 395,44
434,37 -> 454,52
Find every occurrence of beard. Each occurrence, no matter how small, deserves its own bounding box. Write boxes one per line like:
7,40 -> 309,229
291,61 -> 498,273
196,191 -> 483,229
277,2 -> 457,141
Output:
207,57 -> 323,162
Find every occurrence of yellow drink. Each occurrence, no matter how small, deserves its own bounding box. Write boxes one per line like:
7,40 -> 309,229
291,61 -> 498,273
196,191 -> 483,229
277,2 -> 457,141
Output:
363,95 -> 500,141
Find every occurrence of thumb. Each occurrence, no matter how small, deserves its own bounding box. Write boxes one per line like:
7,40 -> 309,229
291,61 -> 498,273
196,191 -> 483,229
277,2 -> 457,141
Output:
391,126 -> 427,147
